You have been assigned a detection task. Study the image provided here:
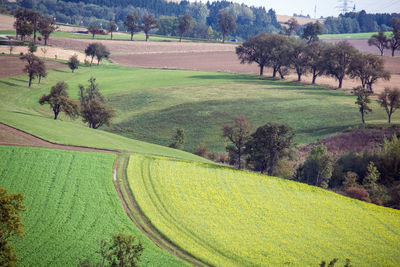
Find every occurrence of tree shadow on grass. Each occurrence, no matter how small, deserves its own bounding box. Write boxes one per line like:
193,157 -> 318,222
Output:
0,80 -> 19,87
52,69 -> 69,73
9,77 -> 26,83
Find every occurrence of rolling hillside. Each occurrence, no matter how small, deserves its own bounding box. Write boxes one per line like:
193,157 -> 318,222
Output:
127,154 -> 400,266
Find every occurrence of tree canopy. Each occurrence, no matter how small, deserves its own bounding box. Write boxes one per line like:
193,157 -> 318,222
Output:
217,10 -> 237,43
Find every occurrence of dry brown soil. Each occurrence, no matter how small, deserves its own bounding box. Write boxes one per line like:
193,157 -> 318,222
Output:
276,14 -> 324,25
0,55 -> 66,78
0,46 -> 87,62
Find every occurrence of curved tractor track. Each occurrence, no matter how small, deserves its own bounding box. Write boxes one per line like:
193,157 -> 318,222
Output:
0,122 -> 208,267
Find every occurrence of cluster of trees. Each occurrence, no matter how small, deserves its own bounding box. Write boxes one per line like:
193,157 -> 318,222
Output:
368,18 -> 400,56
236,30 -> 390,89
13,8 -> 56,45
84,42 -> 110,64
323,10 -> 400,34
39,78 -> 115,129
7,0 -> 280,41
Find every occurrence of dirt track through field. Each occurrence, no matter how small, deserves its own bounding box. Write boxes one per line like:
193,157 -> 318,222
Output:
0,122 -> 207,266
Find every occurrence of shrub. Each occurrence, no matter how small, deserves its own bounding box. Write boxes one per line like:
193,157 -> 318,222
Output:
343,171 -> 359,189
194,145 -> 207,157
346,187 -> 370,202
207,151 -> 218,161
219,153 -> 228,163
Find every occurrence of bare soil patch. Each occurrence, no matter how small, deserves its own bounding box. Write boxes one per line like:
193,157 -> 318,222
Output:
0,55 -> 66,78
0,46 -> 86,62
0,14 -> 14,30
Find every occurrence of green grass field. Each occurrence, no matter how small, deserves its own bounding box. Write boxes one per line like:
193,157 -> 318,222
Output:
0,146 -> 188,266
127,154 -> 400,266
0,61 -> 395,153
320,31 -> 391,39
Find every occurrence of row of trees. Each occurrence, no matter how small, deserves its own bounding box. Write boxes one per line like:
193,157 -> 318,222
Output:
236,32 -> 390,89
368,18 -> 400,56
39,78 -> 115,129
14,8 -> 56,45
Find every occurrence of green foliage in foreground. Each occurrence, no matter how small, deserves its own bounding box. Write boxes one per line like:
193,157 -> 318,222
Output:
127,154 -> 400,266
0,146 -> 187,266
0,63 -> 395,153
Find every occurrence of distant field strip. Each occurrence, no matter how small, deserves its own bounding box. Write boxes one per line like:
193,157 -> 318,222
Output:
0,146 -> 186,266
127,154 -> 400,266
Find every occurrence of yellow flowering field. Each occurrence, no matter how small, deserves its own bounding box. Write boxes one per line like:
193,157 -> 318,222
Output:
127,154 -> 400,266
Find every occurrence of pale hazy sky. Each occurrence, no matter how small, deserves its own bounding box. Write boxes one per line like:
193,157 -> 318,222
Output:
204,0 -> 400,18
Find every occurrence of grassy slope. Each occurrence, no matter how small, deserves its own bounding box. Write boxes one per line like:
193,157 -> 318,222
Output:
128,154 -> 400,266
320,31 -> 391,39
0,62 -> 395,153
0,146 -> 187,266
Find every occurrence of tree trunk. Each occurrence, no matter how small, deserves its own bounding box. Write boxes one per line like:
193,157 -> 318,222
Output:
111,31 -> 113,40
38,75 -> 41,84
361,110 -> 365,124
392,47 -> 395,57
272,68 -> 277,78
389,113 -> 392,124
33,30 -> 36,42
179,34 -> 182,42
44,37 -> 48,46
297,72 -> 301,81
92,33 -> 95,39
146,33 -> 149,41
130,32 -> 133,41
238,148 -> 241,170
279,69 -> 284,79
91,56 -> 94,65
28,74 -> 32,88
259,65 -> 264,76
338,77 -> 343,89
380,48 -> 384,56
222,33 -> 225,43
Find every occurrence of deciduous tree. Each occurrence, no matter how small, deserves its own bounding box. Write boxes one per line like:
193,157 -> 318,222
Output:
217,10 -> 237,43
84,43 -> 109,65
20,53 -> 43,87
68,54 -> 80,73
107,21 -> 118,40
0,187 -> 25,267
368,31 -> 389,56
178,14 -> 193,42
39,81 -> 79,120
299,144 -> 333,188
236,32 -> 271,76
354,86 -> 372,124
245,122 -> 294,175
222,115 -> 251,169
304,41 -> 327,84
141,14 -> 159,42
282,18 -> 299,36
88,23 -> 100,39
324,41 -> 358,89
348,53 -> 390,91
14,18 -> 32,41
79,77 -> 115,129
389,18 -> 400,57
289,39 -> 309,81
124,12 -> 140,41
301,22 -> 322,44
377,87 -> 400,124
169,128 -> 186,149
38,17 -> 57,45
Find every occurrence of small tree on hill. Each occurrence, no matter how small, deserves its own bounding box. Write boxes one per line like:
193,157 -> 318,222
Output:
217,10 -> 237,43
107,21 -> 118,40
178,14 -> 193,42
37,59 -> 46,84
20,53 -> 44,87
0,187 -> 25,267
222,115 -> 251,170
141,14 -> 159,42
301,22 -> 322,44
282,18 -> 299,36
348,53 -> 390,91
79,77 -> 115,129
39,81 -> 79,120
169,128 -> 186,149
289,39 -> 310,81
299,144 -> 333,188
389,18 -> 400,57
85,43 -> 98,65
38,17 -> 57,46
79,231 -> 144,267
377,87 -> 400,124
88,23 -> 100,39
124,12 -> 140,41
95,43 -> 110,65
68,54 -> 80,73
354,86 -> 372,124
245,122 -> 294,175
368,31 -> 389,56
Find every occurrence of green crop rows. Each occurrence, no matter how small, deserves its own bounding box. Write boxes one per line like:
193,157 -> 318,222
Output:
0,146 -> 187,266
127,154 -> 400,266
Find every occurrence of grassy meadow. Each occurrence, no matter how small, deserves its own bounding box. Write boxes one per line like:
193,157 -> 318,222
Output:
320,31 -> 391,39
0,146 -> 188,266
0,61 -> 395,153
127,154 -> 400,266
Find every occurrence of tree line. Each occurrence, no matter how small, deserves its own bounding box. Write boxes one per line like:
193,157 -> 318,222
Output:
236,26 -> 391,90
5,0 -> 280,41
368,18 -> 400,57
